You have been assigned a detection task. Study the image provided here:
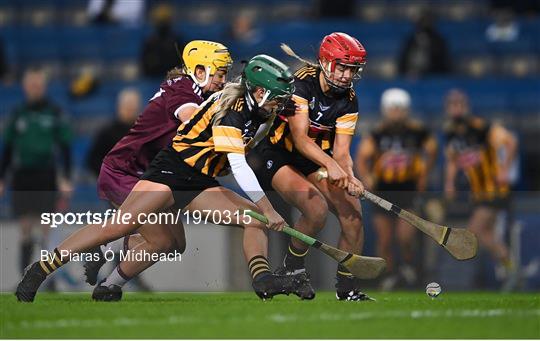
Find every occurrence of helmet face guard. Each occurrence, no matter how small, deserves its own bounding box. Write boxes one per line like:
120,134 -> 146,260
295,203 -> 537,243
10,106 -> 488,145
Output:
253,94 -> 292,120
182,41 -> 233,87
318,32 -> 367,94
319,59 -> 366,92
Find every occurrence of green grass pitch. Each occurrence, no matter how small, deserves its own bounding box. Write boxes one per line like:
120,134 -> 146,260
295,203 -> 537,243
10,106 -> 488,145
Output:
1,292 -> 538,338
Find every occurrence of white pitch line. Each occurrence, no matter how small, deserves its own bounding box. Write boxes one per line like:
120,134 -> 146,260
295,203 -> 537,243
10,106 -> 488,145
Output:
268,309 -> 540,323
4,309 -> 540,330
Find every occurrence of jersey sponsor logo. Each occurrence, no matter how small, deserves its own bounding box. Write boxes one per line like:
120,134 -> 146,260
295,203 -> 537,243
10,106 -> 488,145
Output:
309,97 -> 315,110
160,170 -> 174,174
381,152 -> 412,169
319,103 -> 331,111
457,149 -> 482,168
266,160 -> 273,169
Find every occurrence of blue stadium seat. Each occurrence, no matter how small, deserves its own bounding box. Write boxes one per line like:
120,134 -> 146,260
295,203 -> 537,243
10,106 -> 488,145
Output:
59,26 -> 103,61
101,26 -> 145,60
0,85 -> 24,116
175,23 -> 228,42
17,26 -> 62,63
69,93 -> 115,117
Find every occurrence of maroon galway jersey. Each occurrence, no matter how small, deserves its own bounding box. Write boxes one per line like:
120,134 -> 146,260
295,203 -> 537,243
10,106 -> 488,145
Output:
103,76 -> 203,177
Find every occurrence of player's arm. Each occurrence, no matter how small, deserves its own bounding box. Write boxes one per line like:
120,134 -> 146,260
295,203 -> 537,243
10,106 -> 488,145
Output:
175,104 -> 199,123
288,102 -> 348,189
333,132 -> 354,177
54,108 -> 74,195
419,134 -> 438,192
334,132 -> 365,196
423,135 -> 438,174
488,123 -> 517,185
164,81 -> 213,123
245,114 -> 276,152
333,111 -> 358,176
355,135 -> 376,190
226,152 -> 284,230
213,112 -> 285,230
444,145 -> 458,199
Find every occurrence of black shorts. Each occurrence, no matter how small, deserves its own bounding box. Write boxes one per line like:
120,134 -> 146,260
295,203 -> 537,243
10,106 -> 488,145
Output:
141,147 -> 220,209
247,140 -> 325,190
372,181 -> 417,215
11,169 -> 57,217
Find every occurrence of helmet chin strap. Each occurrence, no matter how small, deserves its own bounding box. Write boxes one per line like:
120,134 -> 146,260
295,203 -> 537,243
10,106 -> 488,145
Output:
319,61 -> 348,92
190,65 -> 212,88
257,90 -> 271,107
247,89 -> 271,107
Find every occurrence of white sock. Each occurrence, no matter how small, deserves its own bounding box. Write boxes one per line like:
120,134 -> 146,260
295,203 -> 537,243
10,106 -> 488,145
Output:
100,237 -> 127,254
102,267 -> 129,288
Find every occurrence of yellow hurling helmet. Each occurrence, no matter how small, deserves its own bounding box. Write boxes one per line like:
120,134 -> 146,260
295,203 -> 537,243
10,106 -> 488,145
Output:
182,40 -> 233,87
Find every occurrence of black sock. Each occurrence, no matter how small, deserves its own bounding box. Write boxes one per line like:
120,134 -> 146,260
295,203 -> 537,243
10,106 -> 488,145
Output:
336,264 -> 353,283
248,255 -> 271,281
20,239 -> 34,274
284,243 -> 308,270
37,248 -> 68,276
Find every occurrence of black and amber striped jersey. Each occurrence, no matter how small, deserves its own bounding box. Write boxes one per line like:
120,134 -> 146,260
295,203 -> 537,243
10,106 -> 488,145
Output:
371,119 -> 430,184
444,116 -> 508,201
172,93 -> 265,177
268,65 -> 359,153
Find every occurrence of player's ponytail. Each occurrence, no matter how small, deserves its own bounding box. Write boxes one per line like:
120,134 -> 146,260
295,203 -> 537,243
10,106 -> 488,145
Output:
212,79 -> 246,126
280,43 -> 319,69
165,66 -> 188,81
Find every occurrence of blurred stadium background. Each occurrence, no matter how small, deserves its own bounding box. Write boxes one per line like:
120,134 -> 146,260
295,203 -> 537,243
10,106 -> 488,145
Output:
0,0 -> 539,293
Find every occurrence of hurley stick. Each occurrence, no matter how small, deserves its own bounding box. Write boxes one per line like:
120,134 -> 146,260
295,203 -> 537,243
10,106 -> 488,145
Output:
316,168 -> 477,260
244,210 -> 386,279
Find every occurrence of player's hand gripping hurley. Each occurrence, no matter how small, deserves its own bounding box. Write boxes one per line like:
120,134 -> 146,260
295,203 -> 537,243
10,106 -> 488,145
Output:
244,210 -> 386,279
316,168 -> 478,261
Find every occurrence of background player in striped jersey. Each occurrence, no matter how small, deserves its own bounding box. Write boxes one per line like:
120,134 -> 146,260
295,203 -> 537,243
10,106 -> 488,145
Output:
16,55 -> 303,302
82,40 -> 232,300
247,33 -> 371,301
443,89 -> 518,282
356,88 -> 437,290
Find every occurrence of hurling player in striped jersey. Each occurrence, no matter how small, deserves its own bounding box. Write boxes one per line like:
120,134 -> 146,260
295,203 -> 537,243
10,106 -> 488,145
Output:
247,33 -> 372,301
16,55 -> 310,302
84,41 -> 233,300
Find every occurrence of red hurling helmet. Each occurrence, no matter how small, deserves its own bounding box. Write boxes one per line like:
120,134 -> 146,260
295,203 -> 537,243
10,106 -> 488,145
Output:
318,32 -> 367,91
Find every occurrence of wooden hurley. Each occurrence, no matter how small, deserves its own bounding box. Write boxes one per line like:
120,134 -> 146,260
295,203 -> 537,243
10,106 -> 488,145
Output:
316,168 -> 478,261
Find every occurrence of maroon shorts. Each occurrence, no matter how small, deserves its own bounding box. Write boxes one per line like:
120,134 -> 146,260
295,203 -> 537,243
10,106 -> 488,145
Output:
97,163 -> 139,207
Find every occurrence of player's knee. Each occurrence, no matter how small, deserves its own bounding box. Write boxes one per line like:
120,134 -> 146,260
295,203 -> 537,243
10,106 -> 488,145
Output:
340,213 -> 363,241
300,195 -> 328,227
344,226 -> 363,243
341,209 -> 363,228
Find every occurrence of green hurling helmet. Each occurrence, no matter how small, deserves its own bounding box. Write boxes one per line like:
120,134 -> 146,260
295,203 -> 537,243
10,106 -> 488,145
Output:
243,54 -> 294,106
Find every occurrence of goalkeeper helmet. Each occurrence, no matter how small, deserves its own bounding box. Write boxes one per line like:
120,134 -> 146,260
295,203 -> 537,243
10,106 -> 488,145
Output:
243,54 -> 294,107
182,40 -> 233,87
